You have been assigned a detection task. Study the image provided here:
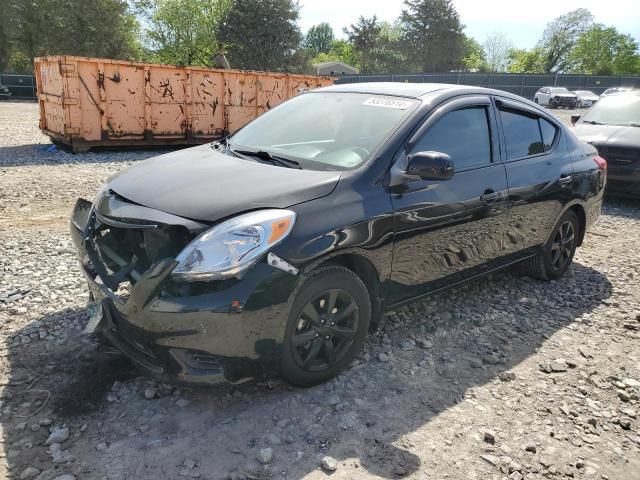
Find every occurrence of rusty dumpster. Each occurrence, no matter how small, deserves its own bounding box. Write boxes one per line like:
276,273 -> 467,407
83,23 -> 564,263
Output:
34,56 -> 333,152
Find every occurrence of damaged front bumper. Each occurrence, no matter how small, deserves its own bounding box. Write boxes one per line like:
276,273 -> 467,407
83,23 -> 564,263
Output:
70,198 -> 299,385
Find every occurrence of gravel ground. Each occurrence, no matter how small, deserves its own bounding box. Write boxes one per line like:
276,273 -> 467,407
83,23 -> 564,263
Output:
1,100 -> 639,480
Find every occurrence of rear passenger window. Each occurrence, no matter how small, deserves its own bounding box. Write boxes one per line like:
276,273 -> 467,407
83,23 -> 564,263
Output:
412,107 -> 491,170
500,108 -> 557,160
539,118 -> 557,150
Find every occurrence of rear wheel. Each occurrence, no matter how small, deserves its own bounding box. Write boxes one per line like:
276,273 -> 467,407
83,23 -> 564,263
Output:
281,266 -> 370,387
521,210 -> 579,281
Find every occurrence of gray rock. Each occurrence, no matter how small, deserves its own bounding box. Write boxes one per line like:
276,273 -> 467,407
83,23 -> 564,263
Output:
321,455 -> 338,472
399,339 -> 416,351
257,447 -> 273,464
144,388 -> 157,400
45,427 -> 69,445
483,430 -> 496,444
378,352 -> 390,362
19,467 -> 40,480
52,476 -> 76,480
327,394 -> 340,406
176,398 -> 190,407
481,454 -> 500,467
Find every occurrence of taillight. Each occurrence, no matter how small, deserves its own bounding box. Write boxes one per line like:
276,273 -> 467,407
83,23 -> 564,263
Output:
593,155 -> 607,170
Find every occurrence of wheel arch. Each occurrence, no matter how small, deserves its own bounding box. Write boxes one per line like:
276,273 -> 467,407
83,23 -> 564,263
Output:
303,252 -> 384,331
547,202 -> 587,247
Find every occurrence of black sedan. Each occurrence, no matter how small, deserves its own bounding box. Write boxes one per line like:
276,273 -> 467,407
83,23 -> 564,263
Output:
70,83 -> 606,387
572,90 -> 640,198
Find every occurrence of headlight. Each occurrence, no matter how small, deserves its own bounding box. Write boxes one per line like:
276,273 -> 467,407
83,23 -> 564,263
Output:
172,209 -> 296,281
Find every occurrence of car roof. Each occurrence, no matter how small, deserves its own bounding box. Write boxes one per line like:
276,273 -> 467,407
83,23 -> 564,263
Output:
315,82 -> 529,100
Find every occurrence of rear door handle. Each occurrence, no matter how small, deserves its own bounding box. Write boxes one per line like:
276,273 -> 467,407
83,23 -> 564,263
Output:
480,191 -> 501,202
559,175 -> 573,185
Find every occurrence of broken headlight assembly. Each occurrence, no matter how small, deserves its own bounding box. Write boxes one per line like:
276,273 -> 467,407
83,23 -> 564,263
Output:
171,209 -> 296,281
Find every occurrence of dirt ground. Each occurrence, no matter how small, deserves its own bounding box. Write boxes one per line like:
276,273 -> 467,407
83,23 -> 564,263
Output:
0,101 -> 639,480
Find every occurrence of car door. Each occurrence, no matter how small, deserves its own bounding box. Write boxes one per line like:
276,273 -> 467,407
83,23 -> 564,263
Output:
387,95 -> 510,305
495,97 -> 575,258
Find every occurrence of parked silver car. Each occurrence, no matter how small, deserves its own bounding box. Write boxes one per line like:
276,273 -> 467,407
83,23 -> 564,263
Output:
534,87 -> 577,109
572,90 -> 599,108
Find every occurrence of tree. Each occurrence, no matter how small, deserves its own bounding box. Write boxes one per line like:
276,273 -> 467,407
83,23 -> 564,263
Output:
218,0 -> 302,71
570,25 -> 640,75
507,48 -> 546,73
4,0 -> 141,73
138,0 -> 230,66
311,40 -> 358,69
399,0 -> 465,72
483,31 -> 513,72
304,23 -> 334,56
536,8 -> 594,72
343,16 -> 382,73
460,36 -> 487,71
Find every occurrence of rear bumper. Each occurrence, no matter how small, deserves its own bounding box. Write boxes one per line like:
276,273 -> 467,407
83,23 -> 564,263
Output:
70,199 -> 299,385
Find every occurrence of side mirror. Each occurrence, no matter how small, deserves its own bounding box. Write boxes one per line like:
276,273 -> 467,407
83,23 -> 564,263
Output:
571,114 -> 581,126
406,151 -> 455,181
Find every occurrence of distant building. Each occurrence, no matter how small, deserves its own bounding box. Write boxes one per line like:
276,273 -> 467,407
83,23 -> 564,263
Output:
314,61 -> 358,76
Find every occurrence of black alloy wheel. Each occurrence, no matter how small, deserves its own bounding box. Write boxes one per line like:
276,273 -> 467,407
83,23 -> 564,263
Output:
520,210 -> 579,281
281,266 -> 371,386
550,220 -> 575,272
291,288 -> 358,372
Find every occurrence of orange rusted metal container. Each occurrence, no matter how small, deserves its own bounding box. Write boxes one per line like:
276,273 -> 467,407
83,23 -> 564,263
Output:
34,56 -> 333,152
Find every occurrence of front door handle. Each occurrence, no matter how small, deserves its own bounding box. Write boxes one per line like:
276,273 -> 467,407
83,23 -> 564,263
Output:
480,190 -> 501,202
559,175 -> 573,186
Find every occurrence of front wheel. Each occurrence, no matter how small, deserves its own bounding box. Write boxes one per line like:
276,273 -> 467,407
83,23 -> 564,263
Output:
576,100 -> 582,108
281,266 -> 371,387
521,210 -> 579,281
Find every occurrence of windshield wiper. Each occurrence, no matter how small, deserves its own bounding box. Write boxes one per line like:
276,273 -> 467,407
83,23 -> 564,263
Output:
582,120 -> 604,125
232,148 -> 302,169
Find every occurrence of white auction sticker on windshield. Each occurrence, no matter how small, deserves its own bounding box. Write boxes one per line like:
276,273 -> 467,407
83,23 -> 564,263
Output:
363,97 -> 413,109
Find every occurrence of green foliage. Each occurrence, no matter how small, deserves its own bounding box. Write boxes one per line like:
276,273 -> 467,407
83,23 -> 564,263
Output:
2,0 -> 141,73
461,36 -> 487,72
138,0 -> 230,66
311,40 -> 357,68
343,15 -> 382,73
536,8 -> 594,72
569,25 -> 640,75
218,0 -> 302,71
399,0 -> 465,72
507,48 -> 546,73
304,23 -> 334,56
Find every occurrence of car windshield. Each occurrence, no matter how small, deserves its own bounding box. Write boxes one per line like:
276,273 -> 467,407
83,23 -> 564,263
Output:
576,91 -> 592,95
551,88 -> 570,94
228,92 -> 419,171
580,94 -> 640,126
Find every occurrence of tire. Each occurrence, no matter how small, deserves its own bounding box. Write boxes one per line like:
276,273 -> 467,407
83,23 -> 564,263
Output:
281,265 -> 371,387
576,101 -> 582,108
550,98 -> 559,109
534,98 -> 539,104
521,210 -> 579,281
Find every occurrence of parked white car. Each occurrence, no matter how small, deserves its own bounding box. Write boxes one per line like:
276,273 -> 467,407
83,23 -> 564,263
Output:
533,87 -> 578,108
572,90 -> 599,108
601,87 -> 635,97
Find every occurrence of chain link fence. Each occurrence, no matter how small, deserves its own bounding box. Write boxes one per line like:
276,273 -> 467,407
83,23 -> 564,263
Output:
335,73 -> 640,99
0,73 -> 37,99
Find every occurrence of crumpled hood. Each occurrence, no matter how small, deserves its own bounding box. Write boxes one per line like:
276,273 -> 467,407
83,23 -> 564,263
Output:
573,124 -> 640,148
107,144 -> 341,222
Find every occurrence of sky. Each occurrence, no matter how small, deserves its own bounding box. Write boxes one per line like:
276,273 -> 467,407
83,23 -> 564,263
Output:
297,0 -> 640,49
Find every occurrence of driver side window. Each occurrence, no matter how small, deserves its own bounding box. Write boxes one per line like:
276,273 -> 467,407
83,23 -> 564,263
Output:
411,106 -> 492,171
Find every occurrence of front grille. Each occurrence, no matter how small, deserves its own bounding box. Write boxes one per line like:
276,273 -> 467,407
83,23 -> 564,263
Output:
84,210 -> 193,293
